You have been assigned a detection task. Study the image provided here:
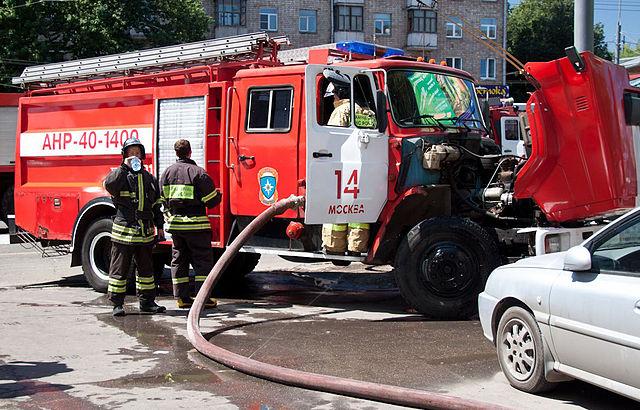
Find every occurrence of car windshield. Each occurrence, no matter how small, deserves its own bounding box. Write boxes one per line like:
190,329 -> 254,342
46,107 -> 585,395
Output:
387,70 -> 484,130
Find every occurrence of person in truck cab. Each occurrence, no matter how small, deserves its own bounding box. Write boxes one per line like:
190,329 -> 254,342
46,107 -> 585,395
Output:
325,82 -> 375,127
322,81 -> 372,256
160,139 -> 222,309
103,137 -> 166,317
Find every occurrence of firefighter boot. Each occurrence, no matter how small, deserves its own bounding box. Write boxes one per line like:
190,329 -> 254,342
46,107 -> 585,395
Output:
140,301 -> 166,314
322,224 -> 348,254
113,305 -> 125,317
177,298 -> 193,309
204,298 -> 218,309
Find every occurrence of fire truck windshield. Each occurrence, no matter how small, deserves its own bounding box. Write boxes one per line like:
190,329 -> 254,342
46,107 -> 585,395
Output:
387,70 -> 483,130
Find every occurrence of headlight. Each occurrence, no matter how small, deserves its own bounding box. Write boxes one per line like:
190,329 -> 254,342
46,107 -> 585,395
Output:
544,234 -> 562,253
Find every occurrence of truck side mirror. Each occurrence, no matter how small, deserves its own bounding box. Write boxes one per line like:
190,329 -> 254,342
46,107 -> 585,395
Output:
563,246 -> 592,271
376,90 -> 388,133
624,92 -> 640,126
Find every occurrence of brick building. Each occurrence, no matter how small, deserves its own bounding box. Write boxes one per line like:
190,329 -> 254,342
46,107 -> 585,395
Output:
206,0 -> 507,86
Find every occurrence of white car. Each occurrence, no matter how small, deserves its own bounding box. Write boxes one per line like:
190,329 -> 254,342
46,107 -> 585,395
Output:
479,207 -> 640,401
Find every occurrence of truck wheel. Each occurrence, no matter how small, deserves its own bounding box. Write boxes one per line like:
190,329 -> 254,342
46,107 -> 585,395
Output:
394,217 -> 501,319
1,185 -> 14,223
81,218 -> 113,293
214,252 -> 261,294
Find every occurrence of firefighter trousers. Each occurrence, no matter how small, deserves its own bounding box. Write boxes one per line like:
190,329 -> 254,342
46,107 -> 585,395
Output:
170,231 -> 214,300
108,242 -> 156,306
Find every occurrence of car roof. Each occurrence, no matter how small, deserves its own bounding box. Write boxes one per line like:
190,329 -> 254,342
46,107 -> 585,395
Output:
582,206 -> 640,247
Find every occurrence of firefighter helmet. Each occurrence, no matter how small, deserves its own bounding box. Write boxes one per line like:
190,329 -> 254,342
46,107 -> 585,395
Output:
121,137 -> 146,159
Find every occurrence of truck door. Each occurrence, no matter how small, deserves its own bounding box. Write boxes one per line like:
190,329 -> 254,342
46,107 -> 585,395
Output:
228,76 -> 300,217
500,116 -> 525,157
303,65 -> 388,225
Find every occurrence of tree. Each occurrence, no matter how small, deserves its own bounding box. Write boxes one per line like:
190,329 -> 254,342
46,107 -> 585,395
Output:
508,0 -> 611,63
621,43 -> 640,58
507,0 -> 612,101
0,0 -> 212,91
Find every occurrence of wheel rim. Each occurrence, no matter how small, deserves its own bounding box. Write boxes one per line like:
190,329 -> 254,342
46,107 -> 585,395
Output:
500,317 -> 536,381
419,242 -> 476,298
90,232 -> 112,282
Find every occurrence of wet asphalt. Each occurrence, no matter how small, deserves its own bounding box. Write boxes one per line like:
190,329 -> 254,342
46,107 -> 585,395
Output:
0,243 -> 636,409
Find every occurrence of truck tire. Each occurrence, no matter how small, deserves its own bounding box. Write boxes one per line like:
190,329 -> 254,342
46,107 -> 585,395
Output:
81,218 -> 113,293
394,217 -> 501,319
214,252 -> 261,294
1,185 -> 14,223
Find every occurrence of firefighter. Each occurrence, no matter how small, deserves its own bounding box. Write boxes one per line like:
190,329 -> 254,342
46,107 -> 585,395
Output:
104,137 -> 166,317
160,139 -> 221,309
323,83 -> 371,255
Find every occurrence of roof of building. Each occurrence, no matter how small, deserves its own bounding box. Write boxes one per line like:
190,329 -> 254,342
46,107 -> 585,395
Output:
620,56 -> 640,69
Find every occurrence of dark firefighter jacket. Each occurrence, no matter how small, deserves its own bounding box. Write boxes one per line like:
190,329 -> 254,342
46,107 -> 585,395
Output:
104,165 -> 163,245
160,158 -> 221,232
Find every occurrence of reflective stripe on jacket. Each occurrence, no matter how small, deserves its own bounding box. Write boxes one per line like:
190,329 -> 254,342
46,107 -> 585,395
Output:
104,164 -> 162,245
160,158 -> 221,232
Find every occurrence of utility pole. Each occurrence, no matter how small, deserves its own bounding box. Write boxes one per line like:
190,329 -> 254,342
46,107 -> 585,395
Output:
574,0 -> 594,52
615,0 -> 622,63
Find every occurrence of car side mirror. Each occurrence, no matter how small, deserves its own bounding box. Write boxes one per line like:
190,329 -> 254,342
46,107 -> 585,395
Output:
563,246 -> 592,271
376,90 -> 388,133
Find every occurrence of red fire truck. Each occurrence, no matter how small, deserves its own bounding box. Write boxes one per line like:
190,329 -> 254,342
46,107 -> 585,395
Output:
0,93 -> 21,224
12,33 -> 640,318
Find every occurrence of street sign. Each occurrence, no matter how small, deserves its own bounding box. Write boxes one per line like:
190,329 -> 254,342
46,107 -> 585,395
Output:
476,85 -> 509,98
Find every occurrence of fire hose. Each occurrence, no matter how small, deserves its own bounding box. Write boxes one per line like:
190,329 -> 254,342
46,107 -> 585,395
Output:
187,195 -> 507,410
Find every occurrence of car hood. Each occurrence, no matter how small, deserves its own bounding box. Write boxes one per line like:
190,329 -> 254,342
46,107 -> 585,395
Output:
507,251 -> 568,270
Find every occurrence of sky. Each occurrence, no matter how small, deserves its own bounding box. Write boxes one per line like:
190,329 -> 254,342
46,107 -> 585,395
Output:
509,0 -> 640,53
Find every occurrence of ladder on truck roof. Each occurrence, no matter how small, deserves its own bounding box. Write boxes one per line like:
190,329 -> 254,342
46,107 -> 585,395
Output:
12,32 -> 289,88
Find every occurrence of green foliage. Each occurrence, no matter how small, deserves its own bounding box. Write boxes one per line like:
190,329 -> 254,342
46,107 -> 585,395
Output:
507,0 -> 612,63
507,0 -> 612,101
621,43 -> 640,58
0,0 -> 211,91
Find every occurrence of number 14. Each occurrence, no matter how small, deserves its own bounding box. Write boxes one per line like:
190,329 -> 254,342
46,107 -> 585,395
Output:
335,170 -> 360,199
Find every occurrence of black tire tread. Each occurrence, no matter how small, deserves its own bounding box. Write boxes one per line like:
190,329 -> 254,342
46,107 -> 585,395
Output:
394,216 -> 501,319
81,218 -> 113,293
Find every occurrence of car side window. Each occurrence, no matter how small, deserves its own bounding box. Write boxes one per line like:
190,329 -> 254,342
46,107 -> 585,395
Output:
592,216 -> 640,274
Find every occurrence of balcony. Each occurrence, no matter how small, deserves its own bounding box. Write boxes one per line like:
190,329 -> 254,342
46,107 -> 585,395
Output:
407,0 -> 435,7
406,33 -> 437,50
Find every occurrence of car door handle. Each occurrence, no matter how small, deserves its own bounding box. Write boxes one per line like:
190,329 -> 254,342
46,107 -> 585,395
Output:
238,155 -> 255,162
635,300 -> 640,314
313,152 -> 333,158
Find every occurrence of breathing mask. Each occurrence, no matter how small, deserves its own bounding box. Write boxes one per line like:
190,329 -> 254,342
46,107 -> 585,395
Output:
126,156 -> 142,172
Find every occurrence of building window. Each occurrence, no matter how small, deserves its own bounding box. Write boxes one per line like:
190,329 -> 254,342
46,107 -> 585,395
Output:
480,18 -> 497,39
445,17 -> 462,38
216,0 -> 246,26
299,9 -> 317,33
445,57 -> 462,70
480,58 -> 496,80
247,88 -> 293,132
408,9 -> 437,33
335,5 -> 363,32
260,8 -> 278,32
374,13 -> 391,36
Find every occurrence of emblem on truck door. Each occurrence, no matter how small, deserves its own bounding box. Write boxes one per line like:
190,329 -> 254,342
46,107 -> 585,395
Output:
258,167 -> 279,205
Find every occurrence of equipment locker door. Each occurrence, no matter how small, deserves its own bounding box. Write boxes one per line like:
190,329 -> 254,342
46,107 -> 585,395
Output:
303,65 -> 388,225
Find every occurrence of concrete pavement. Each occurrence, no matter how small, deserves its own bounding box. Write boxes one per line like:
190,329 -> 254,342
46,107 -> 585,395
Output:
0,243 -> 635,409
